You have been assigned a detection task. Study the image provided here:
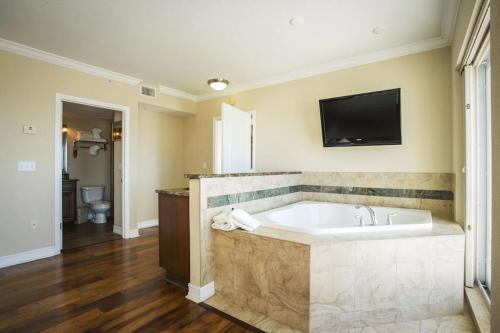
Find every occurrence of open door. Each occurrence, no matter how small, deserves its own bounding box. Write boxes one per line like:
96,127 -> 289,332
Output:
219,103 -> 255,173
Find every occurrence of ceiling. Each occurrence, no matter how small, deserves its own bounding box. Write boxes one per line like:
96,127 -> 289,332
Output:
63,102 -> 115,120
0,0 -> 458,99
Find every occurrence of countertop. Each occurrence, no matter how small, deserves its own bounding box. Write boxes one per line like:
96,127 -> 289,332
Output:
184,171 -> 301,179
155,188 -> 189,197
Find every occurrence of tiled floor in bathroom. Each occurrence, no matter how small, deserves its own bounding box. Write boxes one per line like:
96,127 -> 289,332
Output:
204,294 -> 478,333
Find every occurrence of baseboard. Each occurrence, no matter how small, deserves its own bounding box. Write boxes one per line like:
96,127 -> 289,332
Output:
138,219 -> 158,229
113,224 -> 123,235
0,246 -> 58,268
186,282 -> 215,303
128,228 -> 140,238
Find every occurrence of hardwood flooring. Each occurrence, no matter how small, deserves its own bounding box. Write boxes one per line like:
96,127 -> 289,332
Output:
0,227 -> 252,333
63,220 -> 121,250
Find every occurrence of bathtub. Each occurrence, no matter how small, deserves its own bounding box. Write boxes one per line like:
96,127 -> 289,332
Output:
252,201 -> 432,234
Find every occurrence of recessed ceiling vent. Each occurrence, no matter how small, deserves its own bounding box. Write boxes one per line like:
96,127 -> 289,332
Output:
140,84 -> 157,98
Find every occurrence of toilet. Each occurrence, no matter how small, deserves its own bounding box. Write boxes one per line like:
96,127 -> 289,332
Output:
81,185 -> 111,223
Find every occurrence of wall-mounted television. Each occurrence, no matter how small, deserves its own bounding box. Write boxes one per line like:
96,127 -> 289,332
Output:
319,88 -> 401,147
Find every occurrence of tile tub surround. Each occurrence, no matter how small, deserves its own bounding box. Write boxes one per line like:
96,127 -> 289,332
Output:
212,229 -> 465,332
188,172 -> 456,300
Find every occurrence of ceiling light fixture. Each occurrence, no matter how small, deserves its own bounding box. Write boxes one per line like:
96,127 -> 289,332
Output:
372,26 -> 387,35
207,78 -> 229,91
289,17 -> 305,26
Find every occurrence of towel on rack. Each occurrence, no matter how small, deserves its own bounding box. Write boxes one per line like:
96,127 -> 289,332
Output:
211,208 -> 260,232
89,145 -> 100,156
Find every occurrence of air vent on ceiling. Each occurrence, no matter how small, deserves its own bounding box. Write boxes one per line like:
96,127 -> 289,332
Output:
140,84 -> 157,98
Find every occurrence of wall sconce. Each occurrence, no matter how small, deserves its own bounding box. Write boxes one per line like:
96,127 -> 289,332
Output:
62,124 -> 68,133
112,121 -> 122,141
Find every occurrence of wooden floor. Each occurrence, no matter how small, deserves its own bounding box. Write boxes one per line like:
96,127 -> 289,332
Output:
63,220 -> 122,250
0,227 -> 252,333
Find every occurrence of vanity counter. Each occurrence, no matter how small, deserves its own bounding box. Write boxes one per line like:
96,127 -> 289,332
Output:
155,187 -> 189,197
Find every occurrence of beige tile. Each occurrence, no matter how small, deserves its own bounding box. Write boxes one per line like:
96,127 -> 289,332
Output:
267,240 -> 310,331
396,237 -> 436,262
397,260 -> 434,306
358,321 -> 420,333
420,314 -> 477,332
214,232 -> 235,298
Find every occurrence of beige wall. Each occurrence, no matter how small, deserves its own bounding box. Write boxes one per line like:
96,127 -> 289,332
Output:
184,48 -> 452,175
64,115 -> 113,206
0,49 -> 196,256
137,107 -> 187,223
490,0 -> 500,329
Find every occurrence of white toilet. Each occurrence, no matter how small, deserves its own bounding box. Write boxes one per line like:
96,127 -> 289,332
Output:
81,185 -> 111,224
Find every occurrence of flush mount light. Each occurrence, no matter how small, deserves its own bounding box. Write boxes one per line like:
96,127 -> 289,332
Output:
289,17 -> 305,26
372,26 -> 387,35
207,78 -> 229,91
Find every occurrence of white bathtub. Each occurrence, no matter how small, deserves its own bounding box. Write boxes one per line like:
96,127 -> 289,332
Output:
252,201 -> 432,234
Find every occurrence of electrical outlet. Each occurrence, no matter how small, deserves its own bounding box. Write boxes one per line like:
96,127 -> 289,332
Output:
30,219 -> 38,229
18,161 -> 36,172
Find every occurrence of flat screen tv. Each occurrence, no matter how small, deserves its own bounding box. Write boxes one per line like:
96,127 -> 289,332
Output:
319,88 -> 401,147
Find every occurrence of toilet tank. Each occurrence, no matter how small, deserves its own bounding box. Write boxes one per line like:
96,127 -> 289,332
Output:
81,185 -> 105,203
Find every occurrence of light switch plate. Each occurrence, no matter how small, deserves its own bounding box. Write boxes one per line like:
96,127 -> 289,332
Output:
23,125 -> 37,134
18,161 -> 36,172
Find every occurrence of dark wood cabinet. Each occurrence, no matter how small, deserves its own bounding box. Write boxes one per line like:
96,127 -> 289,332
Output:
158,193 -> 190,288
62,179 -> 78,223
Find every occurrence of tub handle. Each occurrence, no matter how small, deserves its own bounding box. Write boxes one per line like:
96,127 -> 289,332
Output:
354,215 -> 365,226
387,213 -> 397,225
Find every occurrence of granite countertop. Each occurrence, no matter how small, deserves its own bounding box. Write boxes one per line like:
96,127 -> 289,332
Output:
155,188 -> 189,196
184,171 -> 301,179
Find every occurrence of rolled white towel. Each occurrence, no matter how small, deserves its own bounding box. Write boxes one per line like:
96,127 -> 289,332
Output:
211,210 -> 237,231
229,209 -> 260,231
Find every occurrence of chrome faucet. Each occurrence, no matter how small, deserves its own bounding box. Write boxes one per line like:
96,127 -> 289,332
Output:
354,205 -> 378,225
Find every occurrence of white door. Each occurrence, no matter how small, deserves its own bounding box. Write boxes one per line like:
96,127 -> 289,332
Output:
220,103 -> 254,173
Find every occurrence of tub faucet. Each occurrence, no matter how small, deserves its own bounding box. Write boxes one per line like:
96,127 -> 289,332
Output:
354,205 -> 379,225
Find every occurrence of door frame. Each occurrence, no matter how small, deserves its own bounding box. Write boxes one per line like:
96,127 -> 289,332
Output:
54,94 -> 131,253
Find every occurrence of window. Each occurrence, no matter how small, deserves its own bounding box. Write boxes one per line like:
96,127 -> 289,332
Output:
475,48 -> 492,297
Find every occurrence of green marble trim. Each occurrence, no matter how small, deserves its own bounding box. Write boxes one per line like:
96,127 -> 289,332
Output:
207,185 -> 453,208
300,185 -> 454,201
207,185 -> 301,208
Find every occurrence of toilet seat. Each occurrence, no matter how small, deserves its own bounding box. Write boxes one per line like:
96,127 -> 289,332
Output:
90,200 -> 111,209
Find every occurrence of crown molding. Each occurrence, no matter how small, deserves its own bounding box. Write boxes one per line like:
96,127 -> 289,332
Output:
197,36 -> 450,101
0,38 -> 142,85
159,85 -> 198,102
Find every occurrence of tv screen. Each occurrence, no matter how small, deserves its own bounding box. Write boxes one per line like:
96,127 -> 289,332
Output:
319,88 -> 401,147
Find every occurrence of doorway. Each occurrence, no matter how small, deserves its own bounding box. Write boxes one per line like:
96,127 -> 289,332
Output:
61,102 -> 120,250
213,103 -> 256,174
55,94 -> 131,253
